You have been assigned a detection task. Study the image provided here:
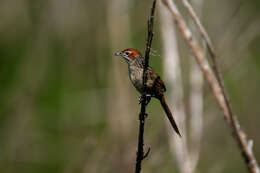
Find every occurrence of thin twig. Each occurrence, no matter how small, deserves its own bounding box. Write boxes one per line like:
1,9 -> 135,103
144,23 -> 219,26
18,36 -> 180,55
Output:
163,0 -> 230,122
163,0 -> 260,173
135,0 -> 157,173
179,0 -> 215,59
179,0 -> 260,172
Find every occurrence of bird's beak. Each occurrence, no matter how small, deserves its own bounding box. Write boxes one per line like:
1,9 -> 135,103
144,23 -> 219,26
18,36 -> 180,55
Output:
114,51 -> 122,56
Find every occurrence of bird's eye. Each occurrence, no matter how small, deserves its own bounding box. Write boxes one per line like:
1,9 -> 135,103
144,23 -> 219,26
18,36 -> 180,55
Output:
125,52 -> 130,56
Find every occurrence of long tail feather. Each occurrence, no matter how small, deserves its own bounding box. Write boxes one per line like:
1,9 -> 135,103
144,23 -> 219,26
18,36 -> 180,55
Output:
159,95 -> 181,137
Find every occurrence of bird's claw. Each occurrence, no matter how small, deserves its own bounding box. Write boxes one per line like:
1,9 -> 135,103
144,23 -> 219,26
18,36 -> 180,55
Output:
139,94 -> 152,105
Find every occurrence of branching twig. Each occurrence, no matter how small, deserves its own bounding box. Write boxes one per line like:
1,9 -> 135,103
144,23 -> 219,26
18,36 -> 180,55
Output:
163,0 -> 230,122
180,1 -> 260,173
178,0 -> 215,59
135,0 -> 157,173
163,0 -> 260,173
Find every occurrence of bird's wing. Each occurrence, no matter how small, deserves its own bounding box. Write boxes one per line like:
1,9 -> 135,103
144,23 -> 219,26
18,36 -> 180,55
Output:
146,67 -> 166,96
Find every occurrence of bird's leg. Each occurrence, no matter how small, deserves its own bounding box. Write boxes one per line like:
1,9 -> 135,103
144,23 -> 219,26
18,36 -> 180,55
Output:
139,94 -> 152,105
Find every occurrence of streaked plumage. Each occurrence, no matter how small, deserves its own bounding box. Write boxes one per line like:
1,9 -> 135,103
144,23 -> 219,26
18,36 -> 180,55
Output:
115,48 -> 181,136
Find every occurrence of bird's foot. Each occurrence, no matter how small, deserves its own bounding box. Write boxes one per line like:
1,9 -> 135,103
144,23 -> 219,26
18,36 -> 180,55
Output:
139,94 -> 152,105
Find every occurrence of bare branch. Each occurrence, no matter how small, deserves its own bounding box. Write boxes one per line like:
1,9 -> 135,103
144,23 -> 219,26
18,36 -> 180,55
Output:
178,0 -> 215,60
135,1 -> 157,173
163,0 -> 230,122
162,0 -> 260,173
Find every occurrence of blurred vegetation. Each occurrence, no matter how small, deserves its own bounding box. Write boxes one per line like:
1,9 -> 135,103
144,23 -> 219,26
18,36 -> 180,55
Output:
0,0 -> 259,173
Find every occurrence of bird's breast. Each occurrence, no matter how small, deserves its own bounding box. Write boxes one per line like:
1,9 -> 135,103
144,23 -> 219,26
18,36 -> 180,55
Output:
128,66 -> 144,93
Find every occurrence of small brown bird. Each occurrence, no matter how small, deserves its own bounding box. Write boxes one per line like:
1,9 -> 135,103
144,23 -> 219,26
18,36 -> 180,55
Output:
115,48 -> 181,136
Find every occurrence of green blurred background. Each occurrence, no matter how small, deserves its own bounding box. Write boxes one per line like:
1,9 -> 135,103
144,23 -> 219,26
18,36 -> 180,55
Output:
0,0 -> 259,173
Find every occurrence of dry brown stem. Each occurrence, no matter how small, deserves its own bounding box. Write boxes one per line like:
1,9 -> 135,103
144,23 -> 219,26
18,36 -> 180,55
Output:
162,0 -> 260,173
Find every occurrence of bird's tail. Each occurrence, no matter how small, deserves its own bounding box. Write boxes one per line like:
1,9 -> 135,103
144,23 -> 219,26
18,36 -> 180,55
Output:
159,95 -> 181,137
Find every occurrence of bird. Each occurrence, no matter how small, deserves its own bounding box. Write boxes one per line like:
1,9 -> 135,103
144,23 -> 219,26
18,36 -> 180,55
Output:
115,48 -> 181,136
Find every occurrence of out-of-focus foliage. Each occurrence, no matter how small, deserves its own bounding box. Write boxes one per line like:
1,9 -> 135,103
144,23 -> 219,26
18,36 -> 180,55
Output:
0,0 -> 259,173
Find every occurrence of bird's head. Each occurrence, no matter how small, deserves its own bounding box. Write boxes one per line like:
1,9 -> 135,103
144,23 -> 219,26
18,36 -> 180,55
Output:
114,48 -> 142,64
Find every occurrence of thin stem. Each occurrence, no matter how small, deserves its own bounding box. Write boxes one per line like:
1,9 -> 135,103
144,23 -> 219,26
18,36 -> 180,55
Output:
135,0 -> 157,173
163,0 -> 260,172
